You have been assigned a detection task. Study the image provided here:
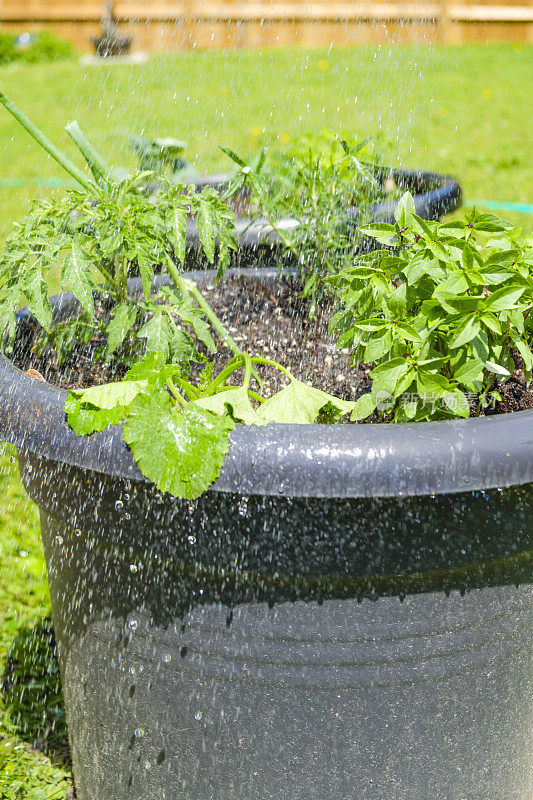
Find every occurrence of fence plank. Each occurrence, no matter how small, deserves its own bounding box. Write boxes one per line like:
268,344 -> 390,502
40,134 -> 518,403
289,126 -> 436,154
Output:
0,1 -> 531,47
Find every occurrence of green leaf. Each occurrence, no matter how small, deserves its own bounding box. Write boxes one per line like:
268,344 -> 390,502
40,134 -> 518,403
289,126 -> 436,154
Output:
136,311 -> 173,360
125,351 -> 167,382
350,392 -> 376,421
514,339 -> 533,380
416,370 -> 450,398
453,358 -> 484,384
394,191 -> 415,228
194,387 -> 261,425
197,195 -> 217,263
24,271 -> 53,331
483,285 -> 526,313
62,244 -> 95,315
364,329 -> 393,362
105,304 -> 137,356
256,379 -> 354,424
448,315 -> 481,349
395,321 -> 422,343
167,205 -> 188,264
441,390 -> 471,417
485,360 -> 511,376
358,223 -> 397,245
65,396 -> 128,436
220,145 -> 246,168
68,379 -> 147,410
473,214 -> 514,233
123,393 -> 235,499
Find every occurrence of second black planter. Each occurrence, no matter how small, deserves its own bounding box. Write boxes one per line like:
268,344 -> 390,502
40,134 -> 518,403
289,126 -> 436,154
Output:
186,168 -> 462,263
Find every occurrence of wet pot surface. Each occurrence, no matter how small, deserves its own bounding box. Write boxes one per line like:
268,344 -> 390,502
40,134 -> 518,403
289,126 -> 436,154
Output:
19,450 -> 533,800
0,267 -> 531,800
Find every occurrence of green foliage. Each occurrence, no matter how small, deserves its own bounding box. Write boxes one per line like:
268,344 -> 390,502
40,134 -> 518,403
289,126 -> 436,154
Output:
0,444 -> 72,793
223,132 -> 386,304
329,192 -> 533,421
66,352 -> 357,498
0,93 -> 236,368
0,32 -> 75,67
2,619 -> 66,758
0,35 -> 17,67
0,736 -> 70,799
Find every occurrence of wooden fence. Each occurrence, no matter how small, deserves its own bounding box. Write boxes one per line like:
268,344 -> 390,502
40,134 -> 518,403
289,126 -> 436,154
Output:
0,1 -> 532,51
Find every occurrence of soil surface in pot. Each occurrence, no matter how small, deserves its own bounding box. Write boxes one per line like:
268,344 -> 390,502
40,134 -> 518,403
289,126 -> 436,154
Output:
11,274 -> 533,421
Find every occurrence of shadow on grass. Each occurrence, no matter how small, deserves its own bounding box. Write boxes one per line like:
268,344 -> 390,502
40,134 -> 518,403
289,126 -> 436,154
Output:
1,616 -> 71,770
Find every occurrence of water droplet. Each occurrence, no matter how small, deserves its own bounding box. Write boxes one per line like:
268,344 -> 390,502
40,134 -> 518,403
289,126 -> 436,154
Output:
187,535 -> 196,545
130,564 -> 138,573
124,512 -> 131,520
195,711 -> 202,721
129,619 -> 138,630
55,535 -> 63,545
134,728 -> 144,738
115,500 -> 124,511
124,493 -> 130,501
74,528 -> 82,537
163,654 -> 171,663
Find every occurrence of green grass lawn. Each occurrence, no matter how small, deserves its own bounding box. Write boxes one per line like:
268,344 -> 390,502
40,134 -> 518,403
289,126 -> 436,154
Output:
0,42 -> 531,798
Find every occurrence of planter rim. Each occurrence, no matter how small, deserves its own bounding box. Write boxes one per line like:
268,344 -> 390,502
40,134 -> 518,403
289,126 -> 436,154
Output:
187,168 -> 462,246
1,268 -> 531,500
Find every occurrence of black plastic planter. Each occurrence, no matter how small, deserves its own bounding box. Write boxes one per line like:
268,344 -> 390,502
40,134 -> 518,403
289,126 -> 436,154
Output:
186,168 -> 462,262
0,269 -> 531,800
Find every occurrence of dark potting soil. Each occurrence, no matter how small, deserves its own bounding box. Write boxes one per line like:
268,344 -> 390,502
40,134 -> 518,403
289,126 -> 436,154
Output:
11,274 -> 533,420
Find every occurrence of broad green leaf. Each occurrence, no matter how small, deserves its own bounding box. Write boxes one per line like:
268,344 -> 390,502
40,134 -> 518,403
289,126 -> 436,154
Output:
167,205 -> 188,264
123,393 -> 235,499
364,329 -> 393,362
448,315 -> 480,349
416,370 -> 450,398
479,312 -> 502,336
62,244 -> 95,315
358,223 -> 398,245
24,271 -> 53,331
68,379 -> 147,410
197,195 -> 217,263
395,321 -> 422,343
485,360 -> 511,376
514,338 -> 533,370
194,387 -> 261,425
256,379 -> 354,424
483,285 -> 525,313
65,396 -> 128,436
137,311 -> 173,360
125,351 -> 167,382
442,390 -> 471,417
105,304 -> 137,356
394,191 -> 415,228
473,214 -> 514,233
453,358 -> 484,384
350,392 -> 376,421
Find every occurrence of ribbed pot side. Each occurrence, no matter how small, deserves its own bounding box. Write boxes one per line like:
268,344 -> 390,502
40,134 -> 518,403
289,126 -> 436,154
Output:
1,266 -> 531,800
18,451 -> 533,800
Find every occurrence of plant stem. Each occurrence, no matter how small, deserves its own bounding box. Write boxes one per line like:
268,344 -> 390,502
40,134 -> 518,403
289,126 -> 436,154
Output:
209,357 -> 244,392
65,121 -> 112,185
115,255 -> 129,304
165,256 -> 263,388
0,89 -> 96,193
169,374 -> 200,401
166,377 -> 187,407
251,357 -> 295,381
